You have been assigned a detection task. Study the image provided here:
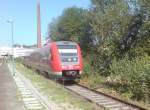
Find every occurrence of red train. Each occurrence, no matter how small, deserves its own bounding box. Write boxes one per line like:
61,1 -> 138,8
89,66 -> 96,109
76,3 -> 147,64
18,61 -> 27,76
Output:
23,41 -> 83,81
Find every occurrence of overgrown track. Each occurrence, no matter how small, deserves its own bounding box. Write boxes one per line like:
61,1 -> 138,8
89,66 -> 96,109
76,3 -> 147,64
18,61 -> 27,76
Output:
23,63 -> 147,110
64,84 -> 147,110
8,64 -> 51,110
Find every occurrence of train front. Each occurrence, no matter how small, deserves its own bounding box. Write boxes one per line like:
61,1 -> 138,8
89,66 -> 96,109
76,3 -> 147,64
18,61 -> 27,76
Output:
55,41 -> 83,81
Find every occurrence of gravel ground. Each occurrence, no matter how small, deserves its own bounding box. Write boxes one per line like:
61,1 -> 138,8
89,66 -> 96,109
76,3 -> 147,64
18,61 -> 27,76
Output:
0,63 -> 24,110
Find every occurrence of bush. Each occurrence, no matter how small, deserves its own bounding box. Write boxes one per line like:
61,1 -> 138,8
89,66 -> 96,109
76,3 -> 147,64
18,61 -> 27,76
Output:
82,59 -> 92,77
110,56 -> 150,102
87,74 -> 105,89
81,57 -> 105,89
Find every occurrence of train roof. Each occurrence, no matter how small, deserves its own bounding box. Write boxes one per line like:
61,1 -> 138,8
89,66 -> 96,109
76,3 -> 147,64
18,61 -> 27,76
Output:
55,41 -> 77,45
43,41 -> 77,47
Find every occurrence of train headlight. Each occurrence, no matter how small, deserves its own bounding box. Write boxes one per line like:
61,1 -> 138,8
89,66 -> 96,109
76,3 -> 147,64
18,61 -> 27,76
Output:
68,58 -> 71,62
73,58 -> 77,61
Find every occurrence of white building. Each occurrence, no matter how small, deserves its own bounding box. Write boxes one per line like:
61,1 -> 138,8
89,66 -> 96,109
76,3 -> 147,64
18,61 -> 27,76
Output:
0,46 -> 35,58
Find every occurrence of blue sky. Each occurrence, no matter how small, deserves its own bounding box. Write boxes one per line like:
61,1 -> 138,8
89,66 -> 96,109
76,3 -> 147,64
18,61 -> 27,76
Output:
0,0 -> 90,46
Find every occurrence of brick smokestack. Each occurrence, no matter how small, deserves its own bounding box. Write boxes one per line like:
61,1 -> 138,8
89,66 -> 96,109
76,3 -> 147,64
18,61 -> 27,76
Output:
37,0 -> 41,48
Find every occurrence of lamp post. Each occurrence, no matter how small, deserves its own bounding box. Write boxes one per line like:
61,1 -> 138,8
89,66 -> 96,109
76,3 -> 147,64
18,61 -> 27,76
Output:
7,20 -> 15,76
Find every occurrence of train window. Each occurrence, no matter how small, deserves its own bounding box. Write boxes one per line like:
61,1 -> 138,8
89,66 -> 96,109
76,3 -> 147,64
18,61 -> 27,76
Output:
60,53 -> 77,56
57,45 -> 77,49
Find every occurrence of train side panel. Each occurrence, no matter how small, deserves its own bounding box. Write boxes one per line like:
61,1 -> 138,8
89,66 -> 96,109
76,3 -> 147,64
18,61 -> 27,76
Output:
50,43 -> 62,76
23,41 -> 83,81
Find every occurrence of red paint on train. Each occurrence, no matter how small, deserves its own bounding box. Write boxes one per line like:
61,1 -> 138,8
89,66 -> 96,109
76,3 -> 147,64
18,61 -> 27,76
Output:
23,41 -> 83,81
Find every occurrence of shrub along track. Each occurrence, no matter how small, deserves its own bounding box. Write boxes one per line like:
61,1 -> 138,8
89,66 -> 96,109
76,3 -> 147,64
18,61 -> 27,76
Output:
64,84 -> 147,110
22,62 -> 147,110
33,72 -> 147,110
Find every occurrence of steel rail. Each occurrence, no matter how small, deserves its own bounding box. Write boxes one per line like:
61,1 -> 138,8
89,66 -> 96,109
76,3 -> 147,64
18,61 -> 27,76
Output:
64,84 -> 147,110
78,84 -> 147,110
23,62 -> 148,110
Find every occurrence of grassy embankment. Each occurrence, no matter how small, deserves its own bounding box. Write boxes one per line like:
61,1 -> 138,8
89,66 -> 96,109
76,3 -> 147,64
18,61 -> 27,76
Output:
80,57 -> 150,109
15,62 -> 101,110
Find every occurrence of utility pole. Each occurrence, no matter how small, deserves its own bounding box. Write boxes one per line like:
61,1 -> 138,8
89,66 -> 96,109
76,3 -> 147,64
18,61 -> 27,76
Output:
7,20 -> 15,76
37,0 -> 42,48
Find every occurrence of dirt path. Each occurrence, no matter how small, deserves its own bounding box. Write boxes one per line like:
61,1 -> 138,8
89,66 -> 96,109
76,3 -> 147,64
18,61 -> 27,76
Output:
0,63 -> 24,110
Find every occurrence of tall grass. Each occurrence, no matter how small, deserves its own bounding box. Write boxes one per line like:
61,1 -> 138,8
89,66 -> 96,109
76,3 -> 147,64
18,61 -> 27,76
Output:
110,56 -> 150,102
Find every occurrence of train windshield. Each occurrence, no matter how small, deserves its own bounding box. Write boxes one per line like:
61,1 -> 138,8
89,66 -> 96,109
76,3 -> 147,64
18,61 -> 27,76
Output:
57,45 -> 78,63
57,45 -> 76,49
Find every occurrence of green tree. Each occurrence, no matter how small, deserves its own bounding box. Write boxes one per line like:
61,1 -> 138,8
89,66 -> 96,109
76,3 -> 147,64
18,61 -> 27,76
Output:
49,7 -> 92,53
121,0 -> 150,58
48,18 -> 60,41
89,0 -> 132,74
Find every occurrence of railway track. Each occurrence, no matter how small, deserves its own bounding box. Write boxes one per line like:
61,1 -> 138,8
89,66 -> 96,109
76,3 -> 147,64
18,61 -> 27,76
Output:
21,63 -> 148,110
8,64 -> 51,110
64,84 -> 147,110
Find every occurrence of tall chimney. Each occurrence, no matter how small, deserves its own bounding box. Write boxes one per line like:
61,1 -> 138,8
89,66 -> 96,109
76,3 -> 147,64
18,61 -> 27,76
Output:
37,0 -> 41,48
